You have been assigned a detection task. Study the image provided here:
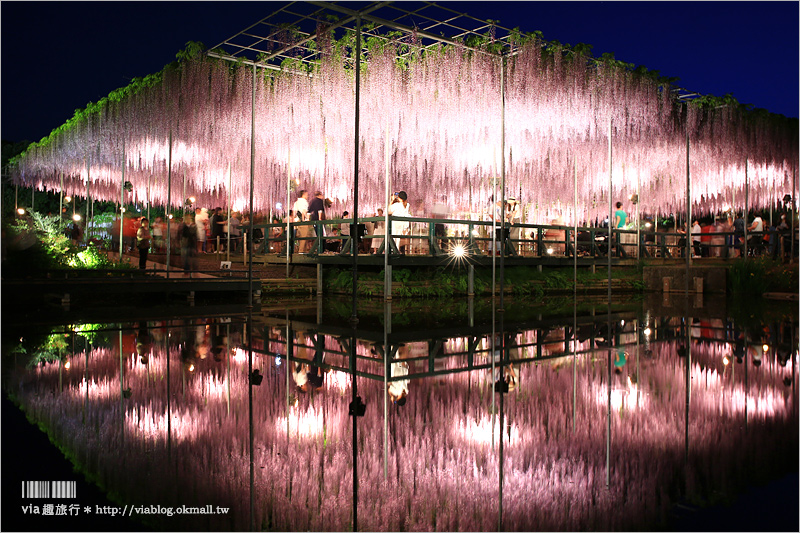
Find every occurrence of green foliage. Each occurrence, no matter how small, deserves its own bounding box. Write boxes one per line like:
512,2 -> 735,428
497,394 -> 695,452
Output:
728,258 -> 770,295
4,213 -> 133,275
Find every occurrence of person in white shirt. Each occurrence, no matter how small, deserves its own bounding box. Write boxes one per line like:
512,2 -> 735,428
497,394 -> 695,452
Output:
388,191 -> 410,253
195,207 -> 209,253
747,214 -> 765,253
691,219 -> 701,257
292,190 -> 310,253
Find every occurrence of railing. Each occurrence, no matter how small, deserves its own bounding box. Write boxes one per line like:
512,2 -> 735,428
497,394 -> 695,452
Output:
244,216 -> 797,260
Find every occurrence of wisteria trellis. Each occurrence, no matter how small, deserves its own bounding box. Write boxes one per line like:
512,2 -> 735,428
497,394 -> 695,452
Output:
12,23 -> 799,223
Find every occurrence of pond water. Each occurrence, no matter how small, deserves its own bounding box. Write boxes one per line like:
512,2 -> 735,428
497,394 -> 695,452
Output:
3,294 -> 797,531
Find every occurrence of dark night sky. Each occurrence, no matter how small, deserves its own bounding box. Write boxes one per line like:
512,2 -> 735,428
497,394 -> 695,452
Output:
2,1 -> 798,144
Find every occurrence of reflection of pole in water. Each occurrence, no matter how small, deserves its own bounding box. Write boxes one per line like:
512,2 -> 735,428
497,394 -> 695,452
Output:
383,302 -> 391,481
119,329 -> 124,447
166,320 -> 171,460
226,323 -> 231,415
248,310 -> 255,531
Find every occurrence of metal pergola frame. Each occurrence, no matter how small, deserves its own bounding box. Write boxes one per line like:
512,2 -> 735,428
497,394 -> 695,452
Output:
207,1 -> 516,68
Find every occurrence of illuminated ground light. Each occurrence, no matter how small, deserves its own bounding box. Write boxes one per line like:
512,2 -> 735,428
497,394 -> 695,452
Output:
446,240 -> 471,266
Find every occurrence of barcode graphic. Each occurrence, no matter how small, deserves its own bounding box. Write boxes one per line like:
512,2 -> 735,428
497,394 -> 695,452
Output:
22,481 -> 76,498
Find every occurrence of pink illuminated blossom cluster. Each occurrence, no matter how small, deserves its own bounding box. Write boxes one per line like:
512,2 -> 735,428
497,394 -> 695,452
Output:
15,38 -> 797,223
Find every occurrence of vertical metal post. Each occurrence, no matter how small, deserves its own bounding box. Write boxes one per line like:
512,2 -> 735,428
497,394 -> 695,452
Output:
384,121 -> 391,300
744,159 -> 749,259
499,54 -> 506,313
119,145 -> 125,262
286,149 -> 291,278
606,118 -> 612,488
351,15 -> 362,313
792,169 -> 797,262
182,172 -> 186,218
687,126 -> 692,273
166,130 -> 173,278
59,171 -> 64,221
249,62 -> 256,306
636,172 -> 641,258
147,174 -> 151,223
227,162 -> 232,262
86,156 -> 91,239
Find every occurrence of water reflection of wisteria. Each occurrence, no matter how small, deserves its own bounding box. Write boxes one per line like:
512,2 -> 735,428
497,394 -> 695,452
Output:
9,313 -> 798,531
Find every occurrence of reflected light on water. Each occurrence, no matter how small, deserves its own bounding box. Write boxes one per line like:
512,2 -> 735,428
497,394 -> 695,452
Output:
455,416 -> 520,446
275,405 -> 325,439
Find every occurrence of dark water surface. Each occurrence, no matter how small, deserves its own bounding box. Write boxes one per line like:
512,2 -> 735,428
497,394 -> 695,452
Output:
2,294 -> 798,531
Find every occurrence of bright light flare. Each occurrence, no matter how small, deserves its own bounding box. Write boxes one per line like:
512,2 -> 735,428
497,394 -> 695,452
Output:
16,208 -> 25,215
72,214 -> 82,221
64,196 -> 72,203
452,244 -> 466,258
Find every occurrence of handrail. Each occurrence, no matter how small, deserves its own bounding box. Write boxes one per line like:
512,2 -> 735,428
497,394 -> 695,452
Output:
238,216 -> 795,260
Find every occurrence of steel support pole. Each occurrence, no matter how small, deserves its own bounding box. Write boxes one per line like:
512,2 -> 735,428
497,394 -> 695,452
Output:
147,174 -> 151,223
286,148 -> 291,278
744,159 -> 749,259
792,169 -> 796,262
86,156 -> 91,239
166,130 -> 173,278
499,54 -> 506,313
606,118 -> 612,489
636,172 -> 640,258
351,15 -> 361,318
59,171 -> 64,222
249,62 -> 256,307
227,162 -> 232,262
119,145 -> 125,262
687,127 -> 691,273
383,121 -> 391,300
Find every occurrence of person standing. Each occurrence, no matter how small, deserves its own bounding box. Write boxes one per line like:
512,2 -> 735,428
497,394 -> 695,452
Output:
371,208 -> 385,254
691,219 -> 702,258
388,191 -> 410,254
195,207 -> 208,253
209,207 -> 225,252
308,191 -> 326,253
136,218 -> 151,270
292,190 -> 310,253
228,212 -> 242,253
747,212 -> 764,253
179,213 -> 198,275
152,216 -> 165,253
614,201 -> 627,228
507,197 -> 521,254
733,212 -> 745,256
